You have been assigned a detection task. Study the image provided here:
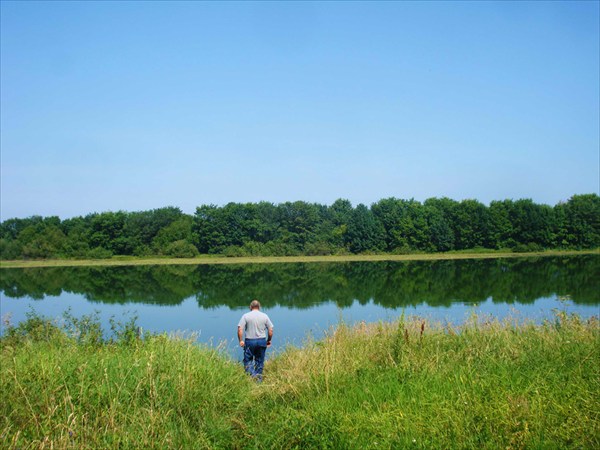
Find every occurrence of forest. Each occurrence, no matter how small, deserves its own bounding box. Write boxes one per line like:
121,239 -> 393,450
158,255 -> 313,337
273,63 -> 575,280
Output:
0,194 -> 598,260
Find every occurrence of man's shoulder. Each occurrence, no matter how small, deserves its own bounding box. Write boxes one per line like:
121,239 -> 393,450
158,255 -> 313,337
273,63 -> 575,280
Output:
258,311 -> 272,323
247,310 -> 270,320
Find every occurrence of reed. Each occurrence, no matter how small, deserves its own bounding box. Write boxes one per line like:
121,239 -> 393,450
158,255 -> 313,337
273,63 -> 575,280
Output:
1,310 -> 598,449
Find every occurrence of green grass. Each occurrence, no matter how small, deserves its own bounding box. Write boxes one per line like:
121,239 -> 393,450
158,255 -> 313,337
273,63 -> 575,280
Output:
1,314 -> 248,449
1,248 -> 597,269
1,311 -> 598,449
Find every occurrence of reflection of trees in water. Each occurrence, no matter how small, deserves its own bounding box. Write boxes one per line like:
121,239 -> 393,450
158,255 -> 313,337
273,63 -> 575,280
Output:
0,265 -> 198,305
1,256 -> 598,309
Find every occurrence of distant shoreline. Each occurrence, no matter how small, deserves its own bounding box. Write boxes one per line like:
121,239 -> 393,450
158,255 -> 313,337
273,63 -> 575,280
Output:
0,249 -> 597,269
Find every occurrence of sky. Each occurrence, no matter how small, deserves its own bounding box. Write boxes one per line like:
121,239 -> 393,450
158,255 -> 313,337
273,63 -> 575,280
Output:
1,1 -> 599,219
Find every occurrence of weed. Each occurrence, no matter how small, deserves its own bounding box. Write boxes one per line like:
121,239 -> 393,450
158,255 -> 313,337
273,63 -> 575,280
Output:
1,311 -> 598,449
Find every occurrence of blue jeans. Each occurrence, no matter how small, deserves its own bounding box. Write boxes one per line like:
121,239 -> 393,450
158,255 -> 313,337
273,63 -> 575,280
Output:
243,338 -> 267,380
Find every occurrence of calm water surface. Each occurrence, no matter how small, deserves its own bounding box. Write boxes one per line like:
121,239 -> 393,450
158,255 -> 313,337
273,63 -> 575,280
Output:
1,256 -> 598,357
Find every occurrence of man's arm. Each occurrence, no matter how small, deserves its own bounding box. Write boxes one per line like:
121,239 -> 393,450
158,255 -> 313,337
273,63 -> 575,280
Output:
267,327 -> 273,347
237,326 -> 244,347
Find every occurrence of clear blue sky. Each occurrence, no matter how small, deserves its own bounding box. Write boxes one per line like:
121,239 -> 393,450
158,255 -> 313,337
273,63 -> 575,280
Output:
1,1 -> 599,219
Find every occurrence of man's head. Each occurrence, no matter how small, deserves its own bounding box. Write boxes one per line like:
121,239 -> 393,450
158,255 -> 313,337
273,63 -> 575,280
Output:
250,300 -> 260,310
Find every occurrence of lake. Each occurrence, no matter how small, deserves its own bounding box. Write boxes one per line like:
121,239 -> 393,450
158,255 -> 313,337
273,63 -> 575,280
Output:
1,255 -> 598,358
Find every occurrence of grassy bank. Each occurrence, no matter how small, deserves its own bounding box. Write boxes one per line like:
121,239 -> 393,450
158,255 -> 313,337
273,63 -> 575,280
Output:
1,249 -> 597,269
1,311 -> 598,449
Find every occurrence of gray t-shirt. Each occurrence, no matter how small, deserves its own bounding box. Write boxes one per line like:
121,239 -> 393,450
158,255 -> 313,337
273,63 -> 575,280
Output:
238,310 -> 274,339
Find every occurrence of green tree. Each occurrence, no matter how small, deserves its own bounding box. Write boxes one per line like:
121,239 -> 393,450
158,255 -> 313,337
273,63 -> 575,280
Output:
248,202 -> 280,244
193,205 -> 227,253
326,199 -> 353,251
124,207 -> 184,254
61,216 -> 91,257
276,201 -> 321,250
487,200 -> 515,249
423,201 -> 454,252
20,225 -> 67,259
153,216 -> 195,254
345,204 -> 385,253
557,194 -> 600,248
372,198 -> 430,252
424,197 -> 460,250
88,212 -> 127,253
510,199 -> 555,248
453,199 -> 489,249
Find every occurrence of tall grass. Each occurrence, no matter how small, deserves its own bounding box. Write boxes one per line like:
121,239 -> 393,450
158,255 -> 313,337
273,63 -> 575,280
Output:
1,310 -> 598,449
255,313 -> 599,448
1,312 -> 250,449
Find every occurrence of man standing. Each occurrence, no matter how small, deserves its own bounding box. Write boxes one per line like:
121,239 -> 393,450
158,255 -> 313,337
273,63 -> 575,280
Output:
237,300 -> 274,381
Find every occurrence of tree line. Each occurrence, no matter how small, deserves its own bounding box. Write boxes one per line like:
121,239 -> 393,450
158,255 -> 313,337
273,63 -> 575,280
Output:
0,194 -> 598,260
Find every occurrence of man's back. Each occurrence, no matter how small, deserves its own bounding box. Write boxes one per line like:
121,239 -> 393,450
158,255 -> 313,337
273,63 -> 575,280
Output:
239,310 -> 273,339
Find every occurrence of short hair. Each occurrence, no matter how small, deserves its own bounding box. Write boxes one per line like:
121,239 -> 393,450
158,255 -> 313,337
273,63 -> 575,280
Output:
250,300 -> 261,310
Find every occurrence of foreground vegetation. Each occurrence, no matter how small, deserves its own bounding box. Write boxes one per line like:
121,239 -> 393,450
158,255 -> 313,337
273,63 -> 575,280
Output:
1,194 -> 599,260
1,311 -> 598,449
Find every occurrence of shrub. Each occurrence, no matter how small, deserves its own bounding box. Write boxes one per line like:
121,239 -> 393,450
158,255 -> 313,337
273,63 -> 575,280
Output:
512,242 -> 544,253
87,247 -> 113,259
133,245 -> 152,257
0,238 -> 23,260
223,245 -> 247,257
164,240 -> 199,258
304,241 -> 335,256
391,244 -> 415,255
62,309 -> 104,346
2,310 -> 65,346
